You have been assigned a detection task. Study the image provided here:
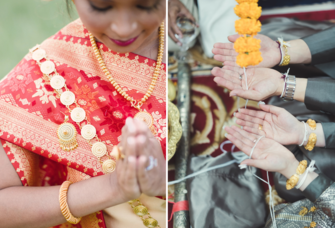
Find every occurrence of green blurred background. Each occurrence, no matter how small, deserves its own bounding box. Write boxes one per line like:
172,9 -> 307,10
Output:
0,0 -> 78,80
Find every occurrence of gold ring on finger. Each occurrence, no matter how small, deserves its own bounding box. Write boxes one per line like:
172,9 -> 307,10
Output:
259,124 -> 263,130
239,74 -> 242,80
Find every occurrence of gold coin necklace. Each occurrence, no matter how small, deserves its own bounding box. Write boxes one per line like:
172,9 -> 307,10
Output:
29,45 -> 116,174
89,22 -> 164,135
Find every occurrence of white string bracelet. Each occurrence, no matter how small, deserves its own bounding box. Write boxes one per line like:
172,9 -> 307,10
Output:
277,38 -> 291,65
299,121 -> 307,147
295,160 -> 316,189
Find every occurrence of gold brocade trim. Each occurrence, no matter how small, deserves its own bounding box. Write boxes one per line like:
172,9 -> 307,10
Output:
39,38 -> 166,101
0,100 -> 105,173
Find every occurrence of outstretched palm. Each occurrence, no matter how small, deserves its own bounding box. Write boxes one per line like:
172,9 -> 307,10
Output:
212,65 -> 283,101
235,104 -> 303,145
212,34 -> 281,68
225,125 -> 298,177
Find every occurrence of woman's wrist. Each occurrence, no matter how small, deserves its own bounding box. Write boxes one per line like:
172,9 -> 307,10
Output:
280,157 -> 300,179
287,39 -> 312,65
275,75 -> 285,96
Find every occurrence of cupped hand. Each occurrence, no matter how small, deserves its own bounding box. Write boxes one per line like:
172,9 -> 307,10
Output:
168,0 -> 197,44
235,104 -> 304,145
225,125 -> 299,178
212,34 -> 281,68
212,65 -> 284,101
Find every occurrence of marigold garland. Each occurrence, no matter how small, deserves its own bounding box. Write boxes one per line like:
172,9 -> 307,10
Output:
234,0 -> 262,67
234,3 -> 262,19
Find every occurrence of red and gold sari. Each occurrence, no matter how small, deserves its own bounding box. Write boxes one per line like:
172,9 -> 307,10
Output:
0,19 -> 166,228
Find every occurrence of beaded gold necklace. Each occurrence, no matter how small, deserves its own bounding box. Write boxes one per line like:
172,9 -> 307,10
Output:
89,22 -> 165,134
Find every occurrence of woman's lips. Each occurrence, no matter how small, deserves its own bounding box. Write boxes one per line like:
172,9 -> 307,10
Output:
110,36 -> 138,46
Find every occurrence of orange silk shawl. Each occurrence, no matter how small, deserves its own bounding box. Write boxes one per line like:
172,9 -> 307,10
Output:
0,19 -> 166,228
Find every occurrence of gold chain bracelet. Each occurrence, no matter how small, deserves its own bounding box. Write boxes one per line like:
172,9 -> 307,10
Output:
128,199 -> 160,228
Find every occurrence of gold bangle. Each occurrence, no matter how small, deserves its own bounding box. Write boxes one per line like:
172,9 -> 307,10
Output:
307,119 -> 317,130
59,181 -> 82,224
305,133 -> 317,151
286,160 -> 307,190
279,42 -> 290,66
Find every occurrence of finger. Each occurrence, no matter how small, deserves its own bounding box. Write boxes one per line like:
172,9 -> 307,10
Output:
213,42 -> 234,50
137,155 -> 150,191
179,8 -> 196,23
214,76 -> 241,91
228,34 -> 241,43
212,48 -> 238,57
212,67 -> 241,84
223,60 -> 238,67
231,125 -> 259,147
225,127 -> 252,155
241,125 -> 265,136
168,26 -> 181,44
259,104 -> 283,116
238,108 -> 267,120
235,112 -> 264,125
222,65 -> 244,75
235,118 -> 260,129
125,156 -> 138,187
230,89 -> 262,101
213,55 -> 236,63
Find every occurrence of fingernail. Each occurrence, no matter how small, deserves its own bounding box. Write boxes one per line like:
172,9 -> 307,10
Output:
241,126 -> 243,129
230,93 -> 236,97
225,133 -> 228,137
238,108 -> 240,112
233,112 -> 236,117
127,137 -> 135,145
258,101 -> 265,107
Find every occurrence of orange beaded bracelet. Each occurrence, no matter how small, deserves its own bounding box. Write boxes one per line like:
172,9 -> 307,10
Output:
59,181 -> 82,224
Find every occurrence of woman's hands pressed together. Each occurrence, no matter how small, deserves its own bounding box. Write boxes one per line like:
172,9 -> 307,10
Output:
235,104 -> 304,146
115,117 -> 166,202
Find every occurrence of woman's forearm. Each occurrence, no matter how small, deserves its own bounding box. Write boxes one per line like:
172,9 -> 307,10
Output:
0,172 -> 124,228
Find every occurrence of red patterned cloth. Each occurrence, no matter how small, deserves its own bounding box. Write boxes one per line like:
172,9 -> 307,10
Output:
0,19 -> 166,228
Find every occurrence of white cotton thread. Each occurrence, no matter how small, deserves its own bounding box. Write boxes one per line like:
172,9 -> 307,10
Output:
299,121 -> 307,147
280,68 -> 290,98
295,160 -> 316,189
277,38 -> 291,65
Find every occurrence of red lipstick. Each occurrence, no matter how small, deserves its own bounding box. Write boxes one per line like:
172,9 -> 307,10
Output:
110,36 -> 138,46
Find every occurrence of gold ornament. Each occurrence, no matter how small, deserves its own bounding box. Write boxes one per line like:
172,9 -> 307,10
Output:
57,118 -> 78,152
91,142 -> 107,158
305,133 -> 317,151
143,218 -> 158,228
307,119 -> 317,130
133,205 -> 148,216
81,124 -> 96,140
102,159 -> 116,173
286,160 -> 308,190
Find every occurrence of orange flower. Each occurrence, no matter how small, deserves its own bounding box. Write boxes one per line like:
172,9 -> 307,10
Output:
235,18 -> 261,35
236,0 -> 258,3
236,51 -> 262,67
234,36 -> 261,53
234,3 -> 262,19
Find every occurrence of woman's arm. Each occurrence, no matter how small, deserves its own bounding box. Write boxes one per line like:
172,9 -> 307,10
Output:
0,141 -> 132,228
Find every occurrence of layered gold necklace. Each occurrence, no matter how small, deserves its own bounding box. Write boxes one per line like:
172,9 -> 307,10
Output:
89,22 -> 165,134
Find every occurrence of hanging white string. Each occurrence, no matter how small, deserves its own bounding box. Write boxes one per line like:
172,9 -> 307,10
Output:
168,141 -> 248,186
299,121 -> 307,147
239,135 -> 277,228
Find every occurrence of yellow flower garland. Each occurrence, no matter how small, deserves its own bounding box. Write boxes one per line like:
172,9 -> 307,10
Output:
234,0 -> 263,67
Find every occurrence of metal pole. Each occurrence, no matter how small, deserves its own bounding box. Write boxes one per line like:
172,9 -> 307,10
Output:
173,61 -> 191,228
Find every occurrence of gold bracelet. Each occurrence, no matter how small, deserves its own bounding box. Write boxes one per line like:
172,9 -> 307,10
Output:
307,119 -> 317,130
128,199 -> 160,228
279,40 -> 290,66
305,133 -> 317,151
59,181 -> 82,224
286,160 -> 307,190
